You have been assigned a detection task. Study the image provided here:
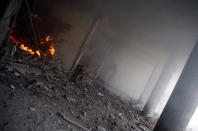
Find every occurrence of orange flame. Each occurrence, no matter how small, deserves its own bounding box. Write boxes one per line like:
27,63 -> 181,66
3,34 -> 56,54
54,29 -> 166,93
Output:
45,35 -> 52,42
49,44 -> 55,55
10,33 -> 56,58
19,44 -> 35,55
9,12 -> 56,58
36,50 -> 41,58
31,13 -> 39,19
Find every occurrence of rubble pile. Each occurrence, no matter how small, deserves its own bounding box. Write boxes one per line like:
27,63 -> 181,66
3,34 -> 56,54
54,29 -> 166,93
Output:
0,52 -> 154,131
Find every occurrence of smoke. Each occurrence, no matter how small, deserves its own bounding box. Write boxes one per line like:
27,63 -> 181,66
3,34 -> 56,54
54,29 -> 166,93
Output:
33,0 -> 198,113
96,0 -> 198,107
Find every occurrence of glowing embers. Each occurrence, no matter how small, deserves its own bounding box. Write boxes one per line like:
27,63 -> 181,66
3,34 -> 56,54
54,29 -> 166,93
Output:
10,32 -> 56,58
49,44 -> 55,56
40,35 -> 56,56
45,35 -> 52,42
9,12 -> 56,58
19,44 -> 35,55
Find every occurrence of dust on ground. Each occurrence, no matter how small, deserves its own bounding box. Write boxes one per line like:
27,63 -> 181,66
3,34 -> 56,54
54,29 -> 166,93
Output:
0,53 -> 154,131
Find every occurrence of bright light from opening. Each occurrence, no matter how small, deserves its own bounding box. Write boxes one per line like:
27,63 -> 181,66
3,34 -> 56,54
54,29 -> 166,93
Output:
186,107 -> 198,131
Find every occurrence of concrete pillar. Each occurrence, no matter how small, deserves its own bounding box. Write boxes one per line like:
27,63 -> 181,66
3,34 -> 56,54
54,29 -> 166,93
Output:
139,58 -> 166,108
154,41 -> 198,131
143,55 -> 182,118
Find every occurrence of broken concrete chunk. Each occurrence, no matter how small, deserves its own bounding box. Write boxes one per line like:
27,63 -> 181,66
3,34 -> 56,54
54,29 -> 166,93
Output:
97,93 -> 104,97
108,114 -> 116,119
97,126 -> 106,131
29,107 -> 36,112
14,72 -> 20,76
118,113 -> 123,116
10,85 -> 15,90
82,111 -> 87,117
67,97 -> 75,102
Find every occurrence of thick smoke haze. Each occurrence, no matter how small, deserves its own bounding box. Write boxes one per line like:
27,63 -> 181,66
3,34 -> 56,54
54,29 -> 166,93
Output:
34,0 -> 198,118
98,0 -> 198,101
96,0 -> 198,118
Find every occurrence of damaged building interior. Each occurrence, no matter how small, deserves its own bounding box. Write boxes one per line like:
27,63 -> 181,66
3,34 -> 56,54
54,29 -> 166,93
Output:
1,0 -> 198,131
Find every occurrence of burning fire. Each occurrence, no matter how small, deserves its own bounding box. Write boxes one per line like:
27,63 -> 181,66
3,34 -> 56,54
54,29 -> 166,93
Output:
49,44 -> 55,55
20,44 -> 35,55
36,50 -> 41,57
9,13 -> 56,58
45,35 -> 52,42
10,32 -> 56,58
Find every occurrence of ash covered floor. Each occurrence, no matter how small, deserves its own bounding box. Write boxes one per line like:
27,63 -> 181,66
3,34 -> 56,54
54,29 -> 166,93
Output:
0,55 -> 154,131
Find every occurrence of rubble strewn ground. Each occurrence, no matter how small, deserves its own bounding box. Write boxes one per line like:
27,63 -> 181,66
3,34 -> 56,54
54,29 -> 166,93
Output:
0,52 -> 154,131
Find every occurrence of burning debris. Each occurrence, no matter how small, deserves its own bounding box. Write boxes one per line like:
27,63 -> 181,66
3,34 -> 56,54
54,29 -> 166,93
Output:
10,30 -> 56,58
0,0 -> 56,59
9,13 -> 56,58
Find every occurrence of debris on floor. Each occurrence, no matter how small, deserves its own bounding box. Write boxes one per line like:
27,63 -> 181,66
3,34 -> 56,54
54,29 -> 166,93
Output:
0,54 -> 155,131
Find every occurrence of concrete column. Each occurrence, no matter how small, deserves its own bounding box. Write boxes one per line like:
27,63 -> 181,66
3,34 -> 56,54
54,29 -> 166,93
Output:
154,41 -> 198,131
143,55 -> 182,118
139,58 -> 166,108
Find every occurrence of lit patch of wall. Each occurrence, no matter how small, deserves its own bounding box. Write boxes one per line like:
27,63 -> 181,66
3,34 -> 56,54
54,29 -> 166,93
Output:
187,107 -> 198,131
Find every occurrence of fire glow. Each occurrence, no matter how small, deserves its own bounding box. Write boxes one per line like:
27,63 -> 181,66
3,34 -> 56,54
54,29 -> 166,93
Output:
10,32 -> 56,58
9,13 -> 56,58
